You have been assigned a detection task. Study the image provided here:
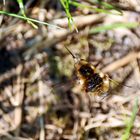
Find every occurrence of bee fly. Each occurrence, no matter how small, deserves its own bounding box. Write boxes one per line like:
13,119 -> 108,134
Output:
65,46 -> 133,97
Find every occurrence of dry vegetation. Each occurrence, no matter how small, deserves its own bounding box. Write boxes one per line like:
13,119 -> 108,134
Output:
0,0 -> 140,140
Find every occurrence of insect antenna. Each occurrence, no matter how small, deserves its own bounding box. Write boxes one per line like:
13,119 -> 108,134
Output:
108,77 -> 133,89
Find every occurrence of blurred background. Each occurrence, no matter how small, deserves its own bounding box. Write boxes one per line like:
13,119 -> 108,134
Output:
0,0 -> 140,140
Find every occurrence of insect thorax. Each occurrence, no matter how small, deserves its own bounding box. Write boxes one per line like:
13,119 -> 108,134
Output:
75,60 -> 107,93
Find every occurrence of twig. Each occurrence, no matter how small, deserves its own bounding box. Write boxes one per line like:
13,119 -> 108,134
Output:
37,65 -> 45,140
0,53 -> 47,85
0,133 -> 33,140
13,65 -> 25,136
52,14 -> 104,28
102,51 -> 140,73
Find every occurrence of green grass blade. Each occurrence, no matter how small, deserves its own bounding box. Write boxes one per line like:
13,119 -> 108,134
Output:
60,0 -> 78,32
89,22 -> 139,34
121,97 -> 139,140
16,0 -> 38,29
90,0 -> 122,12
101,2 -> 117,9
0,11 -> 63,29
69,1 -> 122,15
17,0 -> 25,16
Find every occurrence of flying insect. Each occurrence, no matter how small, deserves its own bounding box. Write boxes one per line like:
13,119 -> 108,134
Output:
65,46 -> 132,97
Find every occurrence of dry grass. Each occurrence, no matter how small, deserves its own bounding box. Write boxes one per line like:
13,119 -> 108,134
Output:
0,0 -> 140,140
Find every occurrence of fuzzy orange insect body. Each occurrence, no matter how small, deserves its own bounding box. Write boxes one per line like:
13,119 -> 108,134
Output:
65,47 -> 110,96
75,59 -> 109,96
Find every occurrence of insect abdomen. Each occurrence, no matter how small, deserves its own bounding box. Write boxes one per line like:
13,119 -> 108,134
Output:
78,64 -> 103,92
85,73 -> 103,92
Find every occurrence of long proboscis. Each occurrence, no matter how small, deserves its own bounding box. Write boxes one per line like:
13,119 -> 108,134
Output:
65,46 -> 76,59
